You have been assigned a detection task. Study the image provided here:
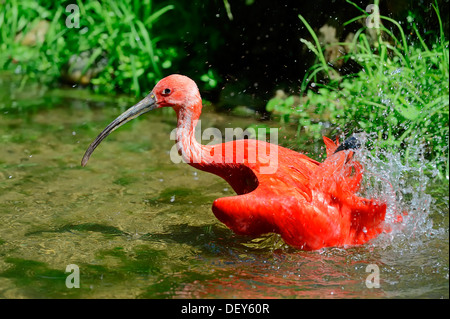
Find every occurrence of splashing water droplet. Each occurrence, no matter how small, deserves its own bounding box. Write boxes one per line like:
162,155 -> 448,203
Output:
352,132 -> 444,250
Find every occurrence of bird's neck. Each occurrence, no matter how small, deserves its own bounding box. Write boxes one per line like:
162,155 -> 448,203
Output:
174,103 -> 259,196
175,106 -> 213,166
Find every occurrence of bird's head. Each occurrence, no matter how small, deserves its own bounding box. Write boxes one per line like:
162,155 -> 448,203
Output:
152,74 -> 202,112
81,74 -> 202,167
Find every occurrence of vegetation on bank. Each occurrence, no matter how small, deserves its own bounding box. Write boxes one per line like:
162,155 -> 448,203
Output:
267,0 -> 449,178
0,0 -> 219,97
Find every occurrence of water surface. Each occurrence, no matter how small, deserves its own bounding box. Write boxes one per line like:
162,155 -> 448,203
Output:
0,77 -> 448,298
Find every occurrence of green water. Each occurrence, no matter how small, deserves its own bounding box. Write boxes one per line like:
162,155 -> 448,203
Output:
0,76 -> 448,298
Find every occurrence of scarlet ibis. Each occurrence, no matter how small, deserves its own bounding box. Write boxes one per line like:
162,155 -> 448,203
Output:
82,74 -> 387,250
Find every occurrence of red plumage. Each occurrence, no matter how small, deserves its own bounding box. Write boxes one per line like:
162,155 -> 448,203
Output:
82,74 -> 387,250
208,137 -> 386,250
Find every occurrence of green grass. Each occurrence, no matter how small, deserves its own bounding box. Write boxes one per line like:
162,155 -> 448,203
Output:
0,1 -> 223,97
267,0 -> 449,178
0,0 -> 176,97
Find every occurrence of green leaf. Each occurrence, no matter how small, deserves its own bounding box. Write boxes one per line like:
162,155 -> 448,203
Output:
266,98 -> 284,112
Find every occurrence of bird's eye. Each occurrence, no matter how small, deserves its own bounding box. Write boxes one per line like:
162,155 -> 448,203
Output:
162,88 -> 172,96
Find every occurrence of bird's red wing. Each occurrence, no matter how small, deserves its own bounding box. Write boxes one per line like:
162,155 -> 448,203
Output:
310,150 -> 348,189
310,150 -> 387,245
350,196 -> 387,244
311,148 -> 364,194
212,192 -> 280,237
212,186 -> 355,250
210,138 -> 386,250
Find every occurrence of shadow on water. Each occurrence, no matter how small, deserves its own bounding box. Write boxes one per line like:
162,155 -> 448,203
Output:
25,223 -> 126,237
25,221 -> 239,255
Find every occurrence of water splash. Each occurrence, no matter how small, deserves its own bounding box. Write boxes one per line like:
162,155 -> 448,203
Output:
353,132 -> 445,250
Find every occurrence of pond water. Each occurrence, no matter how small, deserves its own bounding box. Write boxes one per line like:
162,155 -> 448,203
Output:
0,76 -> 448,299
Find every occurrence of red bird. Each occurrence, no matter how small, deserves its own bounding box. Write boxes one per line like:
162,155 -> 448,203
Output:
82,74 -> 387,250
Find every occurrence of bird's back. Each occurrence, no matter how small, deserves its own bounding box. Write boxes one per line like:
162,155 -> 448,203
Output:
193,138 -> 319,195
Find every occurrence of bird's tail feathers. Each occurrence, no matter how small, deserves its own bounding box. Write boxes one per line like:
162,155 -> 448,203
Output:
323,136 -> 338,157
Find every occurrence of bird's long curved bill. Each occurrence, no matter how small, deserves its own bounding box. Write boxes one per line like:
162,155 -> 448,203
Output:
81,93 -> 157,167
